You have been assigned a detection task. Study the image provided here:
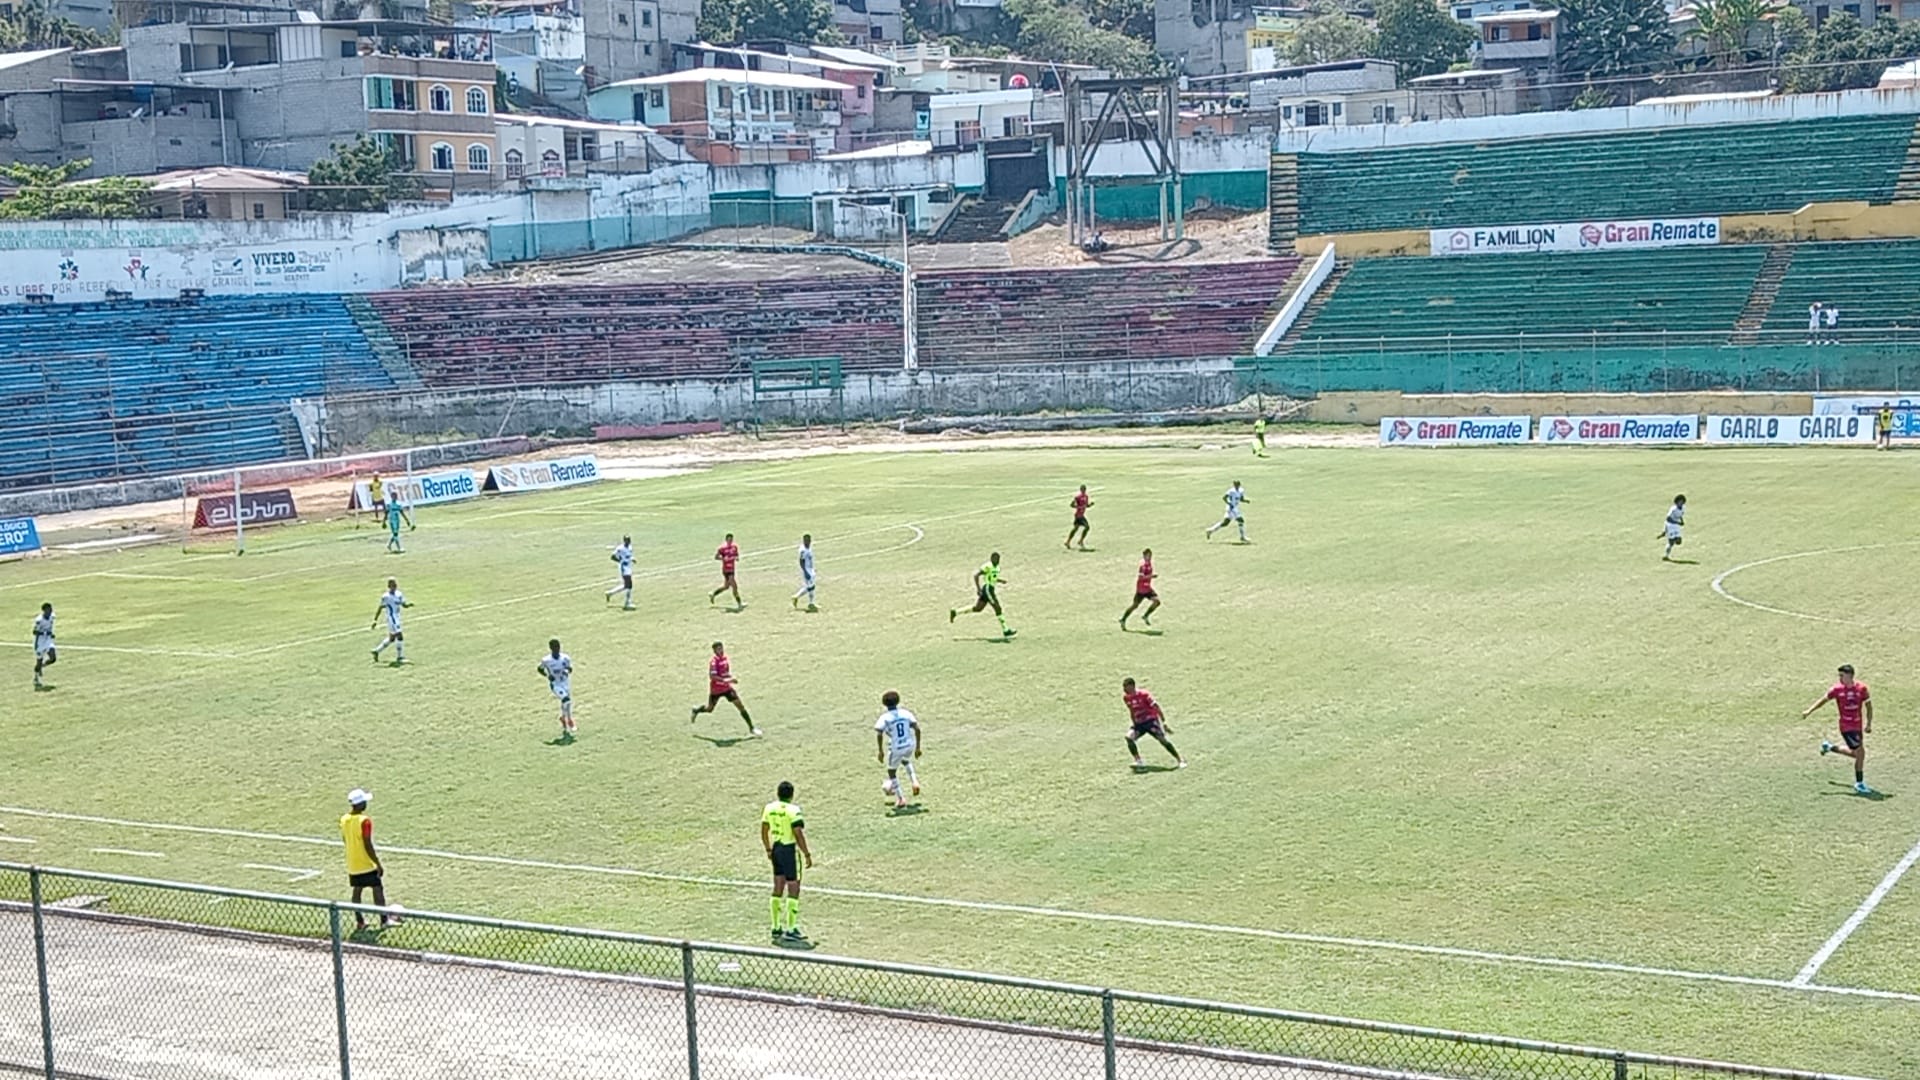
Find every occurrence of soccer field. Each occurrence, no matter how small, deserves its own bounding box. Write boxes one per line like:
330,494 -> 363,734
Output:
5,440 -> 1919,1076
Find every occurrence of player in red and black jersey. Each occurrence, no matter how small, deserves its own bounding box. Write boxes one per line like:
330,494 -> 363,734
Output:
1122,677 -> 1184,769
1064,486 -> 1093,551
709,534 -> 743,609
1120,548 -> 1160,629
692,641 -> 759,737
1805,663 -> 1875,795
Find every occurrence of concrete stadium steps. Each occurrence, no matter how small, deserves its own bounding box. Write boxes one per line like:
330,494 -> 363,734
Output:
342,294 -> 424,390
1729,244 -> 1797,346
1298,114 -> 1918,236
1267,156 -> 1299,254
1758,237 -> 1920,336
937,197 -> 1018,244
1896,117 -> 1920,202
1273,259 -> 1352,353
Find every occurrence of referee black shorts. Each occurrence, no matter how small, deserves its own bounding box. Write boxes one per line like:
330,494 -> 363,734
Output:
769,842 -> 800,880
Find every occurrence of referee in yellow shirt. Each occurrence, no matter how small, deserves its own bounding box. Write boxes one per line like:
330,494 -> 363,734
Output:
760,780 -> 813,943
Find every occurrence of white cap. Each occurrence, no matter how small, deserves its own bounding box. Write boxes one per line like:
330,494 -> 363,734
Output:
347,788 -> 371,806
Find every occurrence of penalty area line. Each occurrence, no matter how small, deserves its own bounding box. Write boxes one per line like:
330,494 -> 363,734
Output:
3,804 -> 1917,1005
1793,832 -> 1920,986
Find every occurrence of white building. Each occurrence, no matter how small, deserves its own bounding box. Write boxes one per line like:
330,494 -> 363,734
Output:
1246,59 -> 1406,128
587,67 -> 848,161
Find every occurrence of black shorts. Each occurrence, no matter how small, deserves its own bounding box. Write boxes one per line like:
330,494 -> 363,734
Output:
976,587 -> 998,606
1134,589 -> 1158,602
708,689 -> 740,707
1072,515 -> 1089,529
769,843 -> 800,880
1841,729 -> 1864,750
1130,720 -> 1165,740
348,869 -> 383,889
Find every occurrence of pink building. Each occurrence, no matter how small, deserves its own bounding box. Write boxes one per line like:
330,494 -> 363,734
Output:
671,42 -> 887,149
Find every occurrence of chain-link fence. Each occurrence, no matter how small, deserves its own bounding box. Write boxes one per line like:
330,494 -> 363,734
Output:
0,864 -> 1882,1080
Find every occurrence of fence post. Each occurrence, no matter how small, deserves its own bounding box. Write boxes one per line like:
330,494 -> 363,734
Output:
1612,1050 -> 1628,1080
681,942 -> 699,1080
30,868 -> 53,1080
329,904 -> 351,1080
1101,990 -> 1116,1080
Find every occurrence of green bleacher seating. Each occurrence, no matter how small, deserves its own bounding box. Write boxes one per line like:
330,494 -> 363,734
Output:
1763,238 -> 1920,336
1298,115 -> 1917,236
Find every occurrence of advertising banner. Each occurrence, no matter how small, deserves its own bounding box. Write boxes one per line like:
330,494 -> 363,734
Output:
191,489 -> 299,531
0,516 -> 41,556
1536,414 -> 1699,444
348,470 -> 481,510
1430,216 -> 1720,257
1812,395 -> 1920,438
1380,416 -> 1532,446
1702,415 -> 1876,445
482,455 -> 601,493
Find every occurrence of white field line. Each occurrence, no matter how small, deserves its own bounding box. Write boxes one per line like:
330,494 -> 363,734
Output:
94,572 -> 200,582
6,804 -> 1919,1005
0,570 -> 113,592
88,847 -> 164,859
0,837 -> 36,845
1793,834 -> 1920,986
0,641 -> 234,659
242,863 -> 322,883
1709,542 -> 1920,626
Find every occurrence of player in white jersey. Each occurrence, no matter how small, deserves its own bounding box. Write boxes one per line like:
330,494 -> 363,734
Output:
32,602 -> 56,690
537,638 -> 577,742
1205,480 -> 1251,543
791,534 -> 818,612
369,579 -> 413,664
605,535 -> 635,610
1659,494 -> 1686,561
874,690 -> 922,809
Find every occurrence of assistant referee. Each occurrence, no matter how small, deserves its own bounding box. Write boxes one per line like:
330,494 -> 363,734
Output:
761,780 -> 813,942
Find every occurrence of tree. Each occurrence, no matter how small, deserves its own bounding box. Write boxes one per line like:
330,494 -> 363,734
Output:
0,159 -> 148,220
1781,12 -> 1920,92
1085,0 -> 1152,40
1003,0 -> 1161,73
1373,0 -> 1474,80
1558,0 -> 1676,80
306,135 -> 421,213
0,0 -> 112,49
1283,4 -> 1377,66
697,0 -> 836,44
1687,0 -> 1783,68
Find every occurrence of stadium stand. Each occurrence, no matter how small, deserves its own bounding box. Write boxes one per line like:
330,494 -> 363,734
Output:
1762,238 -> 1920,336
369,276 -> 905,384
0,296 -> 391,491
911,261 -> 1300,366
1297,115 -> 1918,236
1297,247 -> 1769,344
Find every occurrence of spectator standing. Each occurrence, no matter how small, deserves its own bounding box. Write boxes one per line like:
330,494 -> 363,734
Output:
1823,303 -> 1840,345
1807,302 -> 1823,346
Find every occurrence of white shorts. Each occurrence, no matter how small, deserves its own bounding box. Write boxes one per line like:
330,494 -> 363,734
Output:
1224,508 -> 1243,521
800,571 -> 816,588
886,745 -> 916,769
550,679 -> 571,702
34,638 -> 54,659
385,617 -> 403,635
1664,524 -> 1683,541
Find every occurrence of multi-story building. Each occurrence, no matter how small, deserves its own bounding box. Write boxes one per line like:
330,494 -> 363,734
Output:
674,42 -> 883,148
830,0 -> 903,45
466,0 -> 588,107
1244,6 -> 1308,68
585,66 -> 846,162
1471,9 -> 1561,75
0,45 -> 243,176
579,0 -> 698,87
1155,0 -> 1255,76
122,18 -> 499,178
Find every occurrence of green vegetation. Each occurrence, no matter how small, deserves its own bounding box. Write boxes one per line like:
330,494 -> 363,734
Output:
0,158 -> 147,219
305,136 -> 423,213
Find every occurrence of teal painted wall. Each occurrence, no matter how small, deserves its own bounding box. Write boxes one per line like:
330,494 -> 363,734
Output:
488,212 -> 711,263
709,193 -> 815,231
1054,170 -> 1267,222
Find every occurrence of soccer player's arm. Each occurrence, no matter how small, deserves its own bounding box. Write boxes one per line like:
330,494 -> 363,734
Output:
912,720 -> 922,757
1864,691 -> 1874,733
369,604 -> 383,629
1802,691 -> 1834,719
792,821 -> 813,868
876,726 -> 886,762
362,819 -> 381,871
972,567 -> 984,589
760,817 -> 771,857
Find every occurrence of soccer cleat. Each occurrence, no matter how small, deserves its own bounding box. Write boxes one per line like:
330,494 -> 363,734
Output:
622,603 -> 635,611
910,783 -> 921,796
689,708 -> 700,724
751,728 -> 764,737
1821,741 -> 1834,755
371,649 -> 381,662
1119,617 -> 1128,628
1130,757 -> 1144,767
1002,628 -> 1016,638
792,595 -> 799,609
805,604 -> 818,613
1143,614 -> 1153,627
772,929 -> 784,943
783,928 -> 804,942
1856,781 -> 1874,795
1176,759 -> 1188,769
948,608 -> 957,623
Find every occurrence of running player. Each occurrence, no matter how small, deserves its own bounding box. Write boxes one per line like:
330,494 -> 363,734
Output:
874,690 -> 922,809
605,535 -> 635,610
1122,677 -> 1185,768
537,638 -> 576,742
370,579 -> 411,664
1660,495 -> 1685,561
1119,548 -> 1159,629
1253,414 -> 1269,458
1205,481 -> 1250,543
761,780 -> 812,943
791,534 -> 818,612
691,640 -> 759,736
1065,486 -> 1093,550
709,533 -> 743,608
1806,663 -> 1875,795
31,602 -> 55,690
949,552 -> 1014,638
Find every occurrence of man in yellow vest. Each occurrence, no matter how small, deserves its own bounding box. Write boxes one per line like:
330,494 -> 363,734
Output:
1877,405 -> 1895,451
341,789 -> 398,931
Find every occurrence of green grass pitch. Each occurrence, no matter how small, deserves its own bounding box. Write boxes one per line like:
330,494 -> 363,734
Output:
4,441 -> 1919,1076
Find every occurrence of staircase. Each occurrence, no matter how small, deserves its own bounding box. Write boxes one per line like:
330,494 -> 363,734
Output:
1729,243 -> 1796,346
1273,259 -> 1351,352
342,294 -> 424,390
936,196 -> 1016,244
1268,155 -> 1300,254
1897,118 -> 1920,201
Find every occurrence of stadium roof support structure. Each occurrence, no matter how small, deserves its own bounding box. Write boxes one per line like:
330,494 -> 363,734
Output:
1064,75 -> 1183,247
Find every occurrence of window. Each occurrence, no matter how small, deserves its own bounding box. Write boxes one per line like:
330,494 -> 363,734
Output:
430,142 -> 454,171
617,10 -> 627,22
252,202 -> 265,219
748,88 -> 763,110
870,23 -> 882,38
1371,104 -> 1383,122
1453,5 -> 1470,14
429,84 -> 453,112
644,42 -> 653,55
1282,104 -> 1293,119
466,86 -> 488,113
504,147 -> 525,179
641,7 -> 652,24
857,83 -> 867,99
772,90 -> 787,111
1525,22 -> 1541,39
341,39 -> 358,58
540,148 -> 562,176
365,77 -> 415,111
467,143 -> 490,172
632,91 -> 647,119
718,86 -> 733,108
1384,104 -> 1396,122
648,88 -> 664,109
1331,102 -> 1342,116
1843,2 -> 1861,12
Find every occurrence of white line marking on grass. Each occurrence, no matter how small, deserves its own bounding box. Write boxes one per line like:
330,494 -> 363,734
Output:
1793,833 -> 1920,986
7,804 -> 1918,1005
1710,543 -> 1920,625
242,863 -> 322,883
0,837 -> 36,845
0,570 -> 109,591
0,641 -> 234,659
89,847 -> 165,859
95,572 -> 199,582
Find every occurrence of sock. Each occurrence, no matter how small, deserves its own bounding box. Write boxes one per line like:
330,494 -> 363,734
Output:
996,613 -> 1010,633
623,588 -> 633,605
770,895 -> 781,930
1126,739 -> 1139,759
373,639 -> 386,656
741,710 -> 754,732
395,643 -> 405,661
1237,522 -> 1247,541
786,897 -> 800,931
1857,765 -> 1865,783
904,761 -> 919,790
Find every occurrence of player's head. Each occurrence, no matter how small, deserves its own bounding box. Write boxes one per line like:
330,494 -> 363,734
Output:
882,690 -> 900,709
802,533 -> 811,545
1674,494 -> 1686,506
1142,547 -> 1152,558
347,788 -> 369,811
386,578 -> 398,591
40,602 -> 52,616
1122,677 -> 1137,692
711,640 -> 725,655
548,638 -> 561,656
777,780 -> 794,801
1838,663 -> 1856,684
622,534 -> 631,545
1078,484 -> 1087,493
1232,480 -> 1242,488
724,532 -> 734,542
989,551 -> 1001,565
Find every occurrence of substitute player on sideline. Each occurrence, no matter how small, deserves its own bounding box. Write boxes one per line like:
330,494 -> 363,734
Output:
1205,481 -> 1251,543
32,602 -> 56,690
1660,495 -> 1686,561
537,638 -> 577,742
875,690 -> 922,809
1120,548 -> 1159,629
709,533 -> 743,608
761,781 -> 813,943
791,534 -> 818,612
1123,677 -> 1185,769
1806,663 -> 1876,795
605,535 -> 635,610
370,579 -> 412,664
950,552 -> 1014,638
341,789 -> 399,931
691,640 -> 760,736
1065,485 -> 1094,550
